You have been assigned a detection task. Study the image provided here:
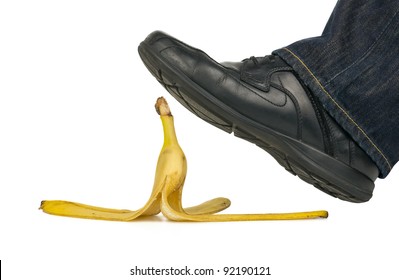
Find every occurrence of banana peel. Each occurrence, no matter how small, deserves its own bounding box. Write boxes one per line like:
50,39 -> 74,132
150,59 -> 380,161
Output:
40,97 -> 328,222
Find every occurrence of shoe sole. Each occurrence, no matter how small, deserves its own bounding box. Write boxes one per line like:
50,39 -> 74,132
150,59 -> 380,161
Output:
138,42 -> 375,203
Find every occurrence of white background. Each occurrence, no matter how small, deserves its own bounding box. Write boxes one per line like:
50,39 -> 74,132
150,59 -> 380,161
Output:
1,0 -> 398,279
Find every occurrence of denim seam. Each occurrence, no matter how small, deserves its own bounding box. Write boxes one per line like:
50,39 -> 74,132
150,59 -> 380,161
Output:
282,47 -> 392,171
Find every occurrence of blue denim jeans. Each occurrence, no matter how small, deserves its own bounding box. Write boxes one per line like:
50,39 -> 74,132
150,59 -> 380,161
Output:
274,0 -> 399,178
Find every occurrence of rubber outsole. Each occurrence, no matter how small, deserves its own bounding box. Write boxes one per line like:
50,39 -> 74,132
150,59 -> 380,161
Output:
138,42 -> 375,203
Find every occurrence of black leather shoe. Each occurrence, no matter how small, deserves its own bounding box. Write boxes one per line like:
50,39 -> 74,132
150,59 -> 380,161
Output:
138,31 -> 379,203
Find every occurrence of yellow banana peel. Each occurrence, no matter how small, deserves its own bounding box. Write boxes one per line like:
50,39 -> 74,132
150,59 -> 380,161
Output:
40,97 -> 328,222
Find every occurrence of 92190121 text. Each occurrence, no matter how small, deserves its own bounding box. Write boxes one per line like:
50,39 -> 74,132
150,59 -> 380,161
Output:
130,265 -> 271,277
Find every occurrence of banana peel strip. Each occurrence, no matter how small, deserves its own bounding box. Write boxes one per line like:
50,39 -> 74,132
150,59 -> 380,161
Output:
40,97 -> 328,222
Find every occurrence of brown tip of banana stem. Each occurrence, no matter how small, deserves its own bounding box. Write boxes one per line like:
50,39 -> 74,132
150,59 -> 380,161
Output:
155,97 -> 172,116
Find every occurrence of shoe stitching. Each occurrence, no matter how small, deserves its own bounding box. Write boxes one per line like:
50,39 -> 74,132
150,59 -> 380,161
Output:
283,47 -> 392,171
